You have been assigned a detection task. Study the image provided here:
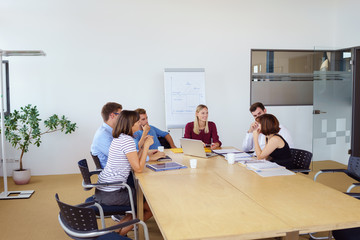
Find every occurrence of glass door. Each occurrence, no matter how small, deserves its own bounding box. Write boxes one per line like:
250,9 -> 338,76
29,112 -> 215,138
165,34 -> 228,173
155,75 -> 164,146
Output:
312,48 -> 353,164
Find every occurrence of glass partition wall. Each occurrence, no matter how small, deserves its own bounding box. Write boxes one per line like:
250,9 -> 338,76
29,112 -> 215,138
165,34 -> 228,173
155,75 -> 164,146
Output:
251,49 -> 353,163
312,48 -> 352,164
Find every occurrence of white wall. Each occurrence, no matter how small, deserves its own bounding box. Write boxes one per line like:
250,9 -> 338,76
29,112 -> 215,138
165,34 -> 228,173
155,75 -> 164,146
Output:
0,0 -> 356,175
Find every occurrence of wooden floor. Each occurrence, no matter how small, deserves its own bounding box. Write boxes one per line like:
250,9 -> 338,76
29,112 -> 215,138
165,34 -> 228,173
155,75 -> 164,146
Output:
0,160 -> 358,240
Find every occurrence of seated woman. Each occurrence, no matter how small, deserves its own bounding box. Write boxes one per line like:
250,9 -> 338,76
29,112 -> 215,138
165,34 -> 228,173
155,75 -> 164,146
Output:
253,114 -> 293,169
95,110 -> 153,236
184,104 -> 221,150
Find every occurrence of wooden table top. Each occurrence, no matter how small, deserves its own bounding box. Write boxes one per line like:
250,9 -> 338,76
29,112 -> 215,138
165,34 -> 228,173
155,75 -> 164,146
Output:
135,149 -> 360,239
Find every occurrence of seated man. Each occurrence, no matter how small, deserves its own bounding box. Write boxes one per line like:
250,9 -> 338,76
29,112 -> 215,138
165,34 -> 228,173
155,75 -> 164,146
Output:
91,102 -> 122,169
242,102 -> 294,152
134,108 -> 176,150
91,103 -> 164,169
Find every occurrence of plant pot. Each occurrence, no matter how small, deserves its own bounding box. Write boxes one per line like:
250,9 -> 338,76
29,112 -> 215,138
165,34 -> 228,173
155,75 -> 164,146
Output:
12,169 -> 31,185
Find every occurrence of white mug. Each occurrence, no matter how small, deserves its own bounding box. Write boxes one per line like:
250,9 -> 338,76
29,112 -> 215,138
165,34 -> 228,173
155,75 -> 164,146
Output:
158,146 -> 164,152
227,153 -> 235,164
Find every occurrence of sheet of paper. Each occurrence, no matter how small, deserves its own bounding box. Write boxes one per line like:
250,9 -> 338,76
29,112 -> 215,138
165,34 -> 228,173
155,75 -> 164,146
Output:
254,169 -> 295,177
212,148 -> 242,154
246,161 -> 285,171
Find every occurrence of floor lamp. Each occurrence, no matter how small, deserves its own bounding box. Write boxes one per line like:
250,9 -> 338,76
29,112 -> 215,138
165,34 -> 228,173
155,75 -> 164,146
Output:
0,50 -> 46,200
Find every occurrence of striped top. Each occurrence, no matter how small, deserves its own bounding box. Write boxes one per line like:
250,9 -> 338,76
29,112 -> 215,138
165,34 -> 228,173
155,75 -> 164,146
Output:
97,134 -> 137,192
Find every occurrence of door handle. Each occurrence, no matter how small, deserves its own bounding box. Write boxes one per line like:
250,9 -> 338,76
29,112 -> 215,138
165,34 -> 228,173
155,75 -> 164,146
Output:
313,110 -> 327,114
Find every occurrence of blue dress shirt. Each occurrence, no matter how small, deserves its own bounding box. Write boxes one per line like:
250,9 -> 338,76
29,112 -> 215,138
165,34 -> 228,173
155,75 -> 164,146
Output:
91,123 -> 113,168
133,125 -> 168,150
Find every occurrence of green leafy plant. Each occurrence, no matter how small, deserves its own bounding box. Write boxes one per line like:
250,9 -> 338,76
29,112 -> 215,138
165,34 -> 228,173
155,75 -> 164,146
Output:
1,104 -> 77,171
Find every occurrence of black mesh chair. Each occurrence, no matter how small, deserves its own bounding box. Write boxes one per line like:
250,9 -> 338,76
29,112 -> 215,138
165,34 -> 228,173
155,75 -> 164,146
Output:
314,156 -> 360,192
90,153 -> 103,170
158,136 -> 171,149
78,159 -> 140,239
289,148 -> 312,174
55,193 -> 149,240
78,159 -> 135,215
332,193 -> 360,240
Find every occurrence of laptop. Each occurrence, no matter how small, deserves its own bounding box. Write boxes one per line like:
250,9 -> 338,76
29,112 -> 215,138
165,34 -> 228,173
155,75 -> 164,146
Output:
180,138 -> 218,158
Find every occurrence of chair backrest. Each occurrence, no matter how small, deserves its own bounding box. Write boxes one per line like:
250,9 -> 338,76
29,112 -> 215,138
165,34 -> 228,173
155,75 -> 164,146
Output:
290,148 -> 312,169
91,153 -> 103,170
55,193 -> 99,232
78,159 -> 92,185
158,136 -> 171,149
347,156 -> 360,181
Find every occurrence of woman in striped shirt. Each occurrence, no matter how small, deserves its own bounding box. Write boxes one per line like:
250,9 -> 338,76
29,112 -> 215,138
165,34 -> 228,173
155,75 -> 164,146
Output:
95,110 -> 153,236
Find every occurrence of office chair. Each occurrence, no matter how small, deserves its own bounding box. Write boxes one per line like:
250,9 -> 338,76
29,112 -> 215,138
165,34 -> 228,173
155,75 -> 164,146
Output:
78,159 -> 140,239
310,156 -> 360,240
331,192 -> 360,240
289,148 -> 312,174
158,136 -> 171,149
91,152 -> 103,170
314,156 -> 360,193
55,193 -> 149,240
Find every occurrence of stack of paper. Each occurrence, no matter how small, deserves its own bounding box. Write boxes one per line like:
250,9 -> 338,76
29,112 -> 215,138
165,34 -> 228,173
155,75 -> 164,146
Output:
245,161 -> 295,177
212,148 -> 243,155
246,161 -> 285,171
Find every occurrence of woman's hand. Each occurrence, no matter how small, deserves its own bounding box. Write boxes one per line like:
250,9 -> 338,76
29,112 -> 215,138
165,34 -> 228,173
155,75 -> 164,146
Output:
210,142 -> 220,150
144,135 -> 154,148
148,150 -> 166,161
252,123 -> 261,138
248,121 -> 259,133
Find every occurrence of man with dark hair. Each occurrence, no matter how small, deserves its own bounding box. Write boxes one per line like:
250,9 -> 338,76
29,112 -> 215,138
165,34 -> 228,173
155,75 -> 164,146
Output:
91,102 -> 123,168
242,102 -> 293,152
91,104 -> 165,168
134,108 -> 176,150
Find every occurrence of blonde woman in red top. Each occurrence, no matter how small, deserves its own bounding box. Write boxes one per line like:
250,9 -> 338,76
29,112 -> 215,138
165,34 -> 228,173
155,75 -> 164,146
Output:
184,104 -> 221,150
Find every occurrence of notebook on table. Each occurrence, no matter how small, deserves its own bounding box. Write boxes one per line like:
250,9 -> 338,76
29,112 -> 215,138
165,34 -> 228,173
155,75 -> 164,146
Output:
180,138 -> 218,158
146,162 -> 187,171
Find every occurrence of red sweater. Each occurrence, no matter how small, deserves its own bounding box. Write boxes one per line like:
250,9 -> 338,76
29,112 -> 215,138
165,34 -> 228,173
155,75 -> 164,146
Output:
184,121 -> 222,146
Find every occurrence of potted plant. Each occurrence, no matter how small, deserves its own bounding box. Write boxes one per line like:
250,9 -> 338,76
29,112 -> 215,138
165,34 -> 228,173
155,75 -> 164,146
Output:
2,104 -> 77,184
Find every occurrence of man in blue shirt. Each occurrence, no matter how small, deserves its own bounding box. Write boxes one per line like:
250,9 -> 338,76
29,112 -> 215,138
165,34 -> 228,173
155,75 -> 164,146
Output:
91,103 -> 165,169
91,102 -> 123,168
134,108 -> 176,150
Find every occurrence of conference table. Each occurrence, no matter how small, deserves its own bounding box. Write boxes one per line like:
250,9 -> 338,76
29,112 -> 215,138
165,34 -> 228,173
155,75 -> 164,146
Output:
135,149 -> 360,240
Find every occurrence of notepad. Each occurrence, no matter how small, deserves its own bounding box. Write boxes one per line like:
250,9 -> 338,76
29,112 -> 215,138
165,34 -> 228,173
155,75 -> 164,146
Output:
246,161 -> 285,172
212,148 -> 243,155
170,148 -> 183,153
146,162 -> 187,171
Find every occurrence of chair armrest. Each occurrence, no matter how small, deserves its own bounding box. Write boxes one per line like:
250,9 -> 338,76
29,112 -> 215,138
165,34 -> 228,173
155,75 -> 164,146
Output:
89,170 -> 102,177
345,192 -> 360,199
99,218 -> 140,231
347,182 -> 360,193
313,169 -> 347,181
92,181 -> 127,187
291,169 -> 311,173
76,201 -> 96,208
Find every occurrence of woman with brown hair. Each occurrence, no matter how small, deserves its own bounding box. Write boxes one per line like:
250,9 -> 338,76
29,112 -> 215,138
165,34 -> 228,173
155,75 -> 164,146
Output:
184,104 -> 221,150
95,110 -> 153,236
253,114 -> 293,169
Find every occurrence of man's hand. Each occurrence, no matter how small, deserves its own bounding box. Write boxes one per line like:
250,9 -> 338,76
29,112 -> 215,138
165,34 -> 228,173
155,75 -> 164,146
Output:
248,121 -> 259,133
148,150 -> 166,161
142,124 -> 151,134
